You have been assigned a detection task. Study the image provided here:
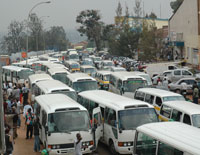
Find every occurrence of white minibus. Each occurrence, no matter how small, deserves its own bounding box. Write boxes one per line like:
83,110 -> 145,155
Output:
159,101 -> 200,128
64,61 -> 80,73
131,71 -> 152,86
134,122 -> 200,155
41,63 -> 67,73
47,68 -> 70,84
78,90 -> 158,154
134,88 -> 185,114
95,70 -> 111,90
80,65 -> 96,77
33,79 -> 77,101
2,65 -> 34,84
34,94 -> 94,155
109,72 -> 147,99
66,73 -> 98,93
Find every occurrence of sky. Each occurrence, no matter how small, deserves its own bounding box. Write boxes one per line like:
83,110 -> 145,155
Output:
0,0 -> 173,33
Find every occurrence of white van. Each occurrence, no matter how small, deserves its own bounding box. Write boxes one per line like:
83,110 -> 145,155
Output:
33,80 -> 77,101
169,68 -> 193,82
34,94 -> 94,155
159,101 -> 200,128
47,68 -> 70,84
2,65 -> 34,84
134,88 -> 185,113
66,73 -> 98,93
133,122 -> 200,155
109,72 -> 147,99
78,90 -> 158,154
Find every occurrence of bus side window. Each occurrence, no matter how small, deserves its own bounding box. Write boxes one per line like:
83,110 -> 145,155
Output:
155,97 -> 162,107
117,80 -> 122,89
160,105 -> 171,119
171,110 -> 182,121
42,110 -> 47,127
145,94 -> 154,104
100,107 -> 104,118
107,109 -> 116,127
158,141 -> 183,155
183,114 -> 191,125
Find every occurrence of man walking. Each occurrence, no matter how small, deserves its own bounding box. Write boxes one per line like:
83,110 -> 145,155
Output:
25,108 -> 34,139
33,117 -> 41,152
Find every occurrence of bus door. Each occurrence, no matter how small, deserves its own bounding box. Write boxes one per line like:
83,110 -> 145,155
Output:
92,107 -> 103,149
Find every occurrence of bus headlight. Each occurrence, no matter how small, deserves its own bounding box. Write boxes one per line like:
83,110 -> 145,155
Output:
118,142 -> 133,147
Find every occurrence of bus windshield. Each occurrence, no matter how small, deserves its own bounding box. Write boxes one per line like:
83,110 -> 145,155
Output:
139,75 -> 152,85
118,108 -> 158,130
73,81 -> 97,92
53,73 -> 68,84
71,63 -> 79,69
18,70 -> 34,79
104,75 -> 110,81
163,96 -> 185,102
123,79 -> 146,92
48,111 -> 91,133
51,90 -> 77,101
85,68 -> 96,74
69,54 -> 79,60
192,114 -> 200,128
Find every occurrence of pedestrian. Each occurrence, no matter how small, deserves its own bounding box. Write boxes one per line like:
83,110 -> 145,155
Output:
74,133 -> 82,155
16,99 -> 21,127
12,107 -> 18,139
25,108 -> 34,139
162,77 -> 168,89
193,86 -> 199,104
4,128 -> 13,155
181,81 -> 187,95
22,84 -> 29,106
23,103 -> 33,118
7,86 -> 13,98
33,117 -> 41,152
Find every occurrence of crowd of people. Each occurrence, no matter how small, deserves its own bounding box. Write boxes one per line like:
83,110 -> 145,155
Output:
2,81 -> 41,154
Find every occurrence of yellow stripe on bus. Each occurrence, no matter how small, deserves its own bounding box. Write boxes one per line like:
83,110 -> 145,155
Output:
154,106 -> 160,111
158,115 -> 169,122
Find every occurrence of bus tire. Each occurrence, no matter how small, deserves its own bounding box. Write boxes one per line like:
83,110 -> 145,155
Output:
109,140 -> 118,155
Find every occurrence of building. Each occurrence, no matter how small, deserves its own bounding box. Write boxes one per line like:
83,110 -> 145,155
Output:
115,16 -> 168,30
169,0 -> 200,66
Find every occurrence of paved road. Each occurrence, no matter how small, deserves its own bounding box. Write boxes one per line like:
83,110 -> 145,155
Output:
12,115 -> 111,155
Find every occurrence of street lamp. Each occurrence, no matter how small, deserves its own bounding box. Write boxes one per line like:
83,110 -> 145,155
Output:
26,1 -> 51,65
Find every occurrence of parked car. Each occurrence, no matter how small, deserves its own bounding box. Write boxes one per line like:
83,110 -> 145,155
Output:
168,69 -> 193,82
168,77 -> 196,94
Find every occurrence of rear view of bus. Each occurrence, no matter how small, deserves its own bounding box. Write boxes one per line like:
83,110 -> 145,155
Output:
34,94 -> 94,155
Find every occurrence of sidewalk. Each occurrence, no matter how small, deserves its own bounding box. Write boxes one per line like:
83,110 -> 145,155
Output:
13,115 -> 41,155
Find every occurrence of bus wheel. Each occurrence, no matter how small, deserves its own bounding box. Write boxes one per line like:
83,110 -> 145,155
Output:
109,140 -> 118,155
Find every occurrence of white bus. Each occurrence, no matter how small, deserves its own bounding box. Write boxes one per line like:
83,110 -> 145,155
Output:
33,79 -> 77,101
159,101 -> 200,128
109,72 -> 147,99
134,88 -> 185,114
66,73 -> 98,93
131,71 -> 152,86
64,61 -> 80,73
78,90 -> 158,154
2,65 -> 34,84
47,68 -> 70,84
80,65 -> 96,77
34,94 -> 94,155
134,122 -> 200,155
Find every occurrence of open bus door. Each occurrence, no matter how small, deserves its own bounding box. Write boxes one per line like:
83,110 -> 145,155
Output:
92,107 -> 103,149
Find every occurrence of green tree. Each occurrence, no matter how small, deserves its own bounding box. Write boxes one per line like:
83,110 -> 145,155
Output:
45,26 -> 68,51
170,0 -> 184,13
76,10 -> 103,51
28,13 -> 43,51
149,12 -> 157,19
0,20 -> 25,54
139,21 -> 157,61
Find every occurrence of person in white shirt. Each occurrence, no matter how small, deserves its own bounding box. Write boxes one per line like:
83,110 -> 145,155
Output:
162,77 -> 169,89
181,82 -> 187,95
23,104 -> 33,118
74,133 -> 82,155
